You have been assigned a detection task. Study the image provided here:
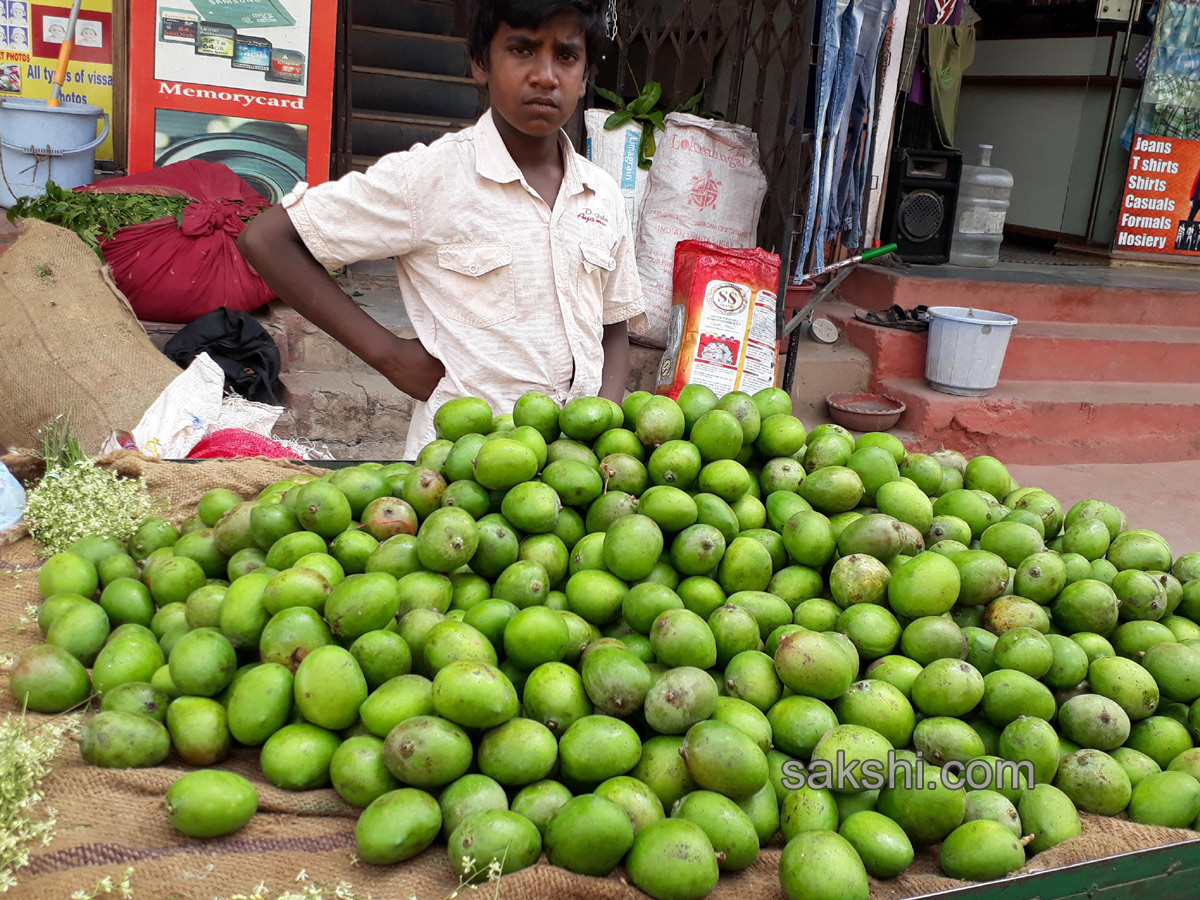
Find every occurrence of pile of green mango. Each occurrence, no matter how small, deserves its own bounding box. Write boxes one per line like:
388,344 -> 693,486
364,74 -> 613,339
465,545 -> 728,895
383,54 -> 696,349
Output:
11,384 -> 1200,900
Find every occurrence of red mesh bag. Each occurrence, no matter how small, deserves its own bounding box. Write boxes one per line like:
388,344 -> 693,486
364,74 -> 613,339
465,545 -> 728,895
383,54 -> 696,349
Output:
187,429 -> 301,460
81,160 -> 274,324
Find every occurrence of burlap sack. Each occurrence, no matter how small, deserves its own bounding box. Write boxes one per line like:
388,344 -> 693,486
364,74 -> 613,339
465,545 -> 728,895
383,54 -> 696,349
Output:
0,219 -> 181,454
1,456 -> 1197,900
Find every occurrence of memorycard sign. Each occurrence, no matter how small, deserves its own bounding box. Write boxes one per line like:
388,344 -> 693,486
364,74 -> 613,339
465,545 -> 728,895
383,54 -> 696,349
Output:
129,0 -> 336,201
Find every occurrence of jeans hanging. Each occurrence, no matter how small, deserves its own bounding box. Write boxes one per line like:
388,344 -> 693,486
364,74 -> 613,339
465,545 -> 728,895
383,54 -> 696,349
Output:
831,0 -> 897,249
796,0 -> 844,279
811,0 -> 866,273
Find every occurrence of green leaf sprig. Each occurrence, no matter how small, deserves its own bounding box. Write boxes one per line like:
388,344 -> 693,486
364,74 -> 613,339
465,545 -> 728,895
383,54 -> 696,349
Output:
5,181 -> 261,262
590,82 -> 716,170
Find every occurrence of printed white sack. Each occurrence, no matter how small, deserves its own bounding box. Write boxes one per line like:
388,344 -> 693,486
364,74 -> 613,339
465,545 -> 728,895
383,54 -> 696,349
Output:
633,112 -> 769,348
584,108 -> 650,236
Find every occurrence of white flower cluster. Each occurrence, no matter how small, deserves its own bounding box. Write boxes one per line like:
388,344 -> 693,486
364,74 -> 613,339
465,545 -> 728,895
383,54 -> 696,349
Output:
0,712 -> 80,892
22,459 -> 158,556
70,867 -> 134,900
214,875 -> 359,900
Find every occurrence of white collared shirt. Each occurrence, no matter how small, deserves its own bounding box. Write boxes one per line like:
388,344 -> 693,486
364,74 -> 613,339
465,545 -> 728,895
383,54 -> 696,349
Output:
282,108 -> 647,460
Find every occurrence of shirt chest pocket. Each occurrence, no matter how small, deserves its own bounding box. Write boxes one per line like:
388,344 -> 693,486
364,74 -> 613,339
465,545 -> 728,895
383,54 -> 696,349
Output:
436,242 -> 517,328
577,241 -> 616,298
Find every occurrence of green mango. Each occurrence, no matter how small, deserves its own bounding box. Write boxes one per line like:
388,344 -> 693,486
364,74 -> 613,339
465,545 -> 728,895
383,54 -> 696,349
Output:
226,662 -> 293,746
355,788 -> 442,864
79,710 -> 170,768
165,770 -> 257,837
293,644 -> 368,730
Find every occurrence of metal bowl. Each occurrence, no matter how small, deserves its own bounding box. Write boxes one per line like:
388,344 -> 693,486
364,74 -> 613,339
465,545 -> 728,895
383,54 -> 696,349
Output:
825,391 -> 907,432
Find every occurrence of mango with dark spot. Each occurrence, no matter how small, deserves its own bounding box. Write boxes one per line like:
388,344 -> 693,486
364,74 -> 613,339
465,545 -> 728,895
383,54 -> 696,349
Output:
447,809 -> 541,876
79,710 -> 170,768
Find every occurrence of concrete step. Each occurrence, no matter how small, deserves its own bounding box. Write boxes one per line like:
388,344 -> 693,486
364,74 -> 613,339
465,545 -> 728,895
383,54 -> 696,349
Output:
346,255 -> 398,277
782,335 -> 873,430
351,27 -> 468,76
838,264 -> 1200,328
275,369 -> 416,460
627,343 -> 662,396
353,0 -> 458,36
826,302 -> 1200,384
350,109 -> 474,158
351,66 -> 483,120
267,285 -> 415,374
877,377 -> 1200,465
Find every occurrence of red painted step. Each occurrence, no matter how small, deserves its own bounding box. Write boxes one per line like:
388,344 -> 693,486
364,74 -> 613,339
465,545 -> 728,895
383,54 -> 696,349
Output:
838,265 -> 1200,328
827,303 -> 1200,383
877,377 -> 1200,465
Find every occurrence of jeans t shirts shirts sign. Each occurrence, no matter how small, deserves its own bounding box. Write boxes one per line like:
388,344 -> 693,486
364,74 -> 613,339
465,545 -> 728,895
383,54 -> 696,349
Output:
632,113 -> 769,348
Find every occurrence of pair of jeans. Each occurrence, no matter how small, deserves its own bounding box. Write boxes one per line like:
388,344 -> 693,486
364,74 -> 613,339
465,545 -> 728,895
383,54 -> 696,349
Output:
796,0 -> 844,279
831,0 -> 897,249
811,0 -> 866,274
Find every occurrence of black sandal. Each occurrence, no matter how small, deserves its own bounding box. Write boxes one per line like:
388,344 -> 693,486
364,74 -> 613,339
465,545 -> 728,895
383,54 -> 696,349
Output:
854,304 -> 929,332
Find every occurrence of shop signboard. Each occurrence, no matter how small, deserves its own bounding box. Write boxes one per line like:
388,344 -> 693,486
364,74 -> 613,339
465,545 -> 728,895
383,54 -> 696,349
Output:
1114,134 -> 1200,258
0,0 -> 114,160
128,0 -> 337,203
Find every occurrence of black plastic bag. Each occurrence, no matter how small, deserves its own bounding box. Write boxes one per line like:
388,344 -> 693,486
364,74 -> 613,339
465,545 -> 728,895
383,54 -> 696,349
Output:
163,307 -> 282,404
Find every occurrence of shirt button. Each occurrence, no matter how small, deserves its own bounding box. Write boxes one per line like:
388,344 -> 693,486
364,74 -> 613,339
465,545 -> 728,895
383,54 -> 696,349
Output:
469,265 -> 478,274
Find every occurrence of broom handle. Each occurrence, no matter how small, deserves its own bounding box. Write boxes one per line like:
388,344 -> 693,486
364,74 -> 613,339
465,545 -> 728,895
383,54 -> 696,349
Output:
800,243 -> 898,282
47,0 -> 83,107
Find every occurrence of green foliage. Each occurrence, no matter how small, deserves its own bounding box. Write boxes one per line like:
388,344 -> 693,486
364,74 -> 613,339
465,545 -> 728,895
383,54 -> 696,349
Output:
39,413 -> 86,472
591,82 -> 663,171
589,82 -> 717,170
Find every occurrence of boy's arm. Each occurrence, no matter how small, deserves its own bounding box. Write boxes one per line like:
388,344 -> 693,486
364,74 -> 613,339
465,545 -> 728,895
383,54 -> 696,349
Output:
239,153 -> 445,401
239,207 -> 445,401
599,320 -> 630,403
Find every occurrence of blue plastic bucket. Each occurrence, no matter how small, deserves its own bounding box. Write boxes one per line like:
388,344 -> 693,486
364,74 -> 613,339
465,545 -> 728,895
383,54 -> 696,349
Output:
0,97 -> 109,207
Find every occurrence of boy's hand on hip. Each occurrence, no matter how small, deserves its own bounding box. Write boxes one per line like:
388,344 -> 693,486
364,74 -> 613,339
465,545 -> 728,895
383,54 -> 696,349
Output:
380,338 -> 446,402
238,206 -> 445,403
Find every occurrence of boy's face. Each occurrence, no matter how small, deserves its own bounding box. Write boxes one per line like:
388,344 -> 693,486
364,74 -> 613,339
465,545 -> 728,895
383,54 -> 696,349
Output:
473,12 -> 588,140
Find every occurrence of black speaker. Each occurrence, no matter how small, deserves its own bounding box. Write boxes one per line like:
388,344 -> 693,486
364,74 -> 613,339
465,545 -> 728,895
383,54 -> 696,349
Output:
881,148 -> 963,264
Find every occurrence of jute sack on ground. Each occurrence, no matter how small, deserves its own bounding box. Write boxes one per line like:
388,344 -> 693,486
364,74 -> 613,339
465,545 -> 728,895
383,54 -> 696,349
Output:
0,219 -> 181,454
2,456 -> 1198,900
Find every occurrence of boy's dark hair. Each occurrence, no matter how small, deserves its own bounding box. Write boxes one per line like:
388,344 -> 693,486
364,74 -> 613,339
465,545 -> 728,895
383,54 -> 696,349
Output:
469,0 -> 605,68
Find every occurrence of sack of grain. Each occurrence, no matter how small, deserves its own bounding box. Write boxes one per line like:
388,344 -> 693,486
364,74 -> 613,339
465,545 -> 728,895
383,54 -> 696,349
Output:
632,113 -> 769,348
584,108 -> 651,236
655,240 -> 781,400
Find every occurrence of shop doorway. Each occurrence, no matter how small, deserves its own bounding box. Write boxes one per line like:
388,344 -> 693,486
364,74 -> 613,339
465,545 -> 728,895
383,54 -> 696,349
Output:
891,0 -> 1154,264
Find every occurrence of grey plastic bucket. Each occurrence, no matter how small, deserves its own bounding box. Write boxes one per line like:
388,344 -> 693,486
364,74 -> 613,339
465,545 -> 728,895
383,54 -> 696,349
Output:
924,306 -> 1019,396
0,97 -> 109,208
